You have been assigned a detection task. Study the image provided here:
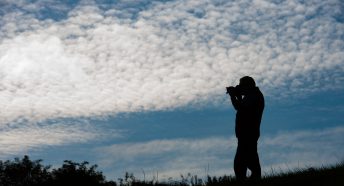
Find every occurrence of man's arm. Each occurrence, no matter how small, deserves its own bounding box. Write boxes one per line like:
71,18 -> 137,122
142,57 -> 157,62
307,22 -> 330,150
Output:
230,94 -> 242,110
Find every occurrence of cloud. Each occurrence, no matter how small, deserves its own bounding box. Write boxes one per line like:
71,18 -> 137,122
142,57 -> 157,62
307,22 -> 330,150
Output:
0,119 -> 107,158
260,126 -> 344,172
96,137 -> 236,180
0,0 -> 343,123
95,126 -> 344,179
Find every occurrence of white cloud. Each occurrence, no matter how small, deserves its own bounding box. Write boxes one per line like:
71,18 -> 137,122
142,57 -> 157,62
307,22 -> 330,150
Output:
0,119 -> 106,158
96,137 -> 236,180
95,126 -> 344,179
260,126 -> 344,173
0,0 -> 343,123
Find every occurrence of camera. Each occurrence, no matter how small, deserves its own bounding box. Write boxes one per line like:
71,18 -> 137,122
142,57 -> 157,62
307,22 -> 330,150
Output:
226,85 -> 241,96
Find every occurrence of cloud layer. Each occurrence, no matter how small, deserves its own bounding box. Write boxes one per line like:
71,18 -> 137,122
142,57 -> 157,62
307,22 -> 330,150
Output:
95,126 -> 344,179
96,136 -> 236,179
0,0 -> 344,123
0,119 -> 104,158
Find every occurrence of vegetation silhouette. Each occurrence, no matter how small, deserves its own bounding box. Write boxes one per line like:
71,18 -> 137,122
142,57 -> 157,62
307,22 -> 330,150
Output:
0,156 -> 343,186
0,155 -> 115,186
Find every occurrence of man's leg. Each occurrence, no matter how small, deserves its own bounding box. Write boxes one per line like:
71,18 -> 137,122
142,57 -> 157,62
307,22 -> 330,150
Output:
247,141 -> 261,180
234,141 -> 247,181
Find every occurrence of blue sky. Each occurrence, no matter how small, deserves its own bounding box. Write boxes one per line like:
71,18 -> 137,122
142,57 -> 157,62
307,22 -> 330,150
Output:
0,0 -> 344,181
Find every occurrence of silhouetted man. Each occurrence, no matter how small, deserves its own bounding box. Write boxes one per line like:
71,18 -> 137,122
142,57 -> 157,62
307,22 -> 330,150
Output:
226,76 -> 264,180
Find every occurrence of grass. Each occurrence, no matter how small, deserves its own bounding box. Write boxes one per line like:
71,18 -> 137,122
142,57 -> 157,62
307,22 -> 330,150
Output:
124,162 -> 344,186
0,155 -> 343,186
256,162 -> 344,186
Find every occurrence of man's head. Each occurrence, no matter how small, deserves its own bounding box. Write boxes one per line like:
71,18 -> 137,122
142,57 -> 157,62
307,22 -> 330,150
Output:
239,76 -> 256,95
239,76 -> 256,88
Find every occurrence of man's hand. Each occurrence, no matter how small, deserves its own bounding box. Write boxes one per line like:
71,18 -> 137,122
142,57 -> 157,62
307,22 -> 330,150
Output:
226,86 -> 236,97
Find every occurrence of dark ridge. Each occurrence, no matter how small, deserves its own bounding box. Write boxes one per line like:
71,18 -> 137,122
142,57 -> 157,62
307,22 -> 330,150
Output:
0,155 -> 343,186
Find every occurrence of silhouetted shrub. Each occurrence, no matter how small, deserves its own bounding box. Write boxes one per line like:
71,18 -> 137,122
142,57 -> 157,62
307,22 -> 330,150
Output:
51,160 -> 114,186
0,155 -> 51,186
0,156 -> 116,186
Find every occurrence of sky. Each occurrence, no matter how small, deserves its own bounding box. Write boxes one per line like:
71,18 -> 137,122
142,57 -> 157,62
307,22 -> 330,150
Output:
0,0 -> 344,182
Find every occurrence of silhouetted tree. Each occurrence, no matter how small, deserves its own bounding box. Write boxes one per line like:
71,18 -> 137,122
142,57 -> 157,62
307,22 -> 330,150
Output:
0,155 -> 51,186
0,156 -> 116,186
51,160 -> 115,186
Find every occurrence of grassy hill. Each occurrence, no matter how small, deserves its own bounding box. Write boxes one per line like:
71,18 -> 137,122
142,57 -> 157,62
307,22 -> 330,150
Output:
0,156 -> 343,186
131,162 -> 344,186
210,162 -> 344,186
256,163 -> 344,186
